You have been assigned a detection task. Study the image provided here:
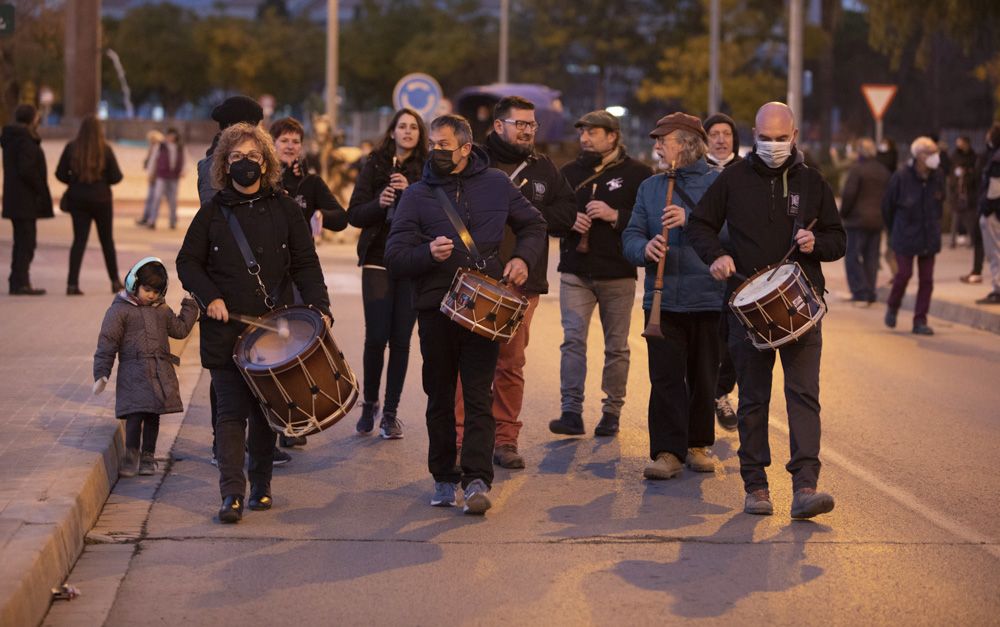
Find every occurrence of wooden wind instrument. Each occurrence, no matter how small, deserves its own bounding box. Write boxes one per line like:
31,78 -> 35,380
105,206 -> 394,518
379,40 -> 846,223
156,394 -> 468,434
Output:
641,161 -> 678,340
575,183 -> 599,253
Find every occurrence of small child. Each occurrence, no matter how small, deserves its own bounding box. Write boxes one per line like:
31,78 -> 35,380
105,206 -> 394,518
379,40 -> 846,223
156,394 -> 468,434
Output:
93,257 -> 198,476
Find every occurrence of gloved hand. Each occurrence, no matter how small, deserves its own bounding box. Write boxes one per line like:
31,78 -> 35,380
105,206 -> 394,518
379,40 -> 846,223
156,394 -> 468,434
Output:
92,376 -> 108,395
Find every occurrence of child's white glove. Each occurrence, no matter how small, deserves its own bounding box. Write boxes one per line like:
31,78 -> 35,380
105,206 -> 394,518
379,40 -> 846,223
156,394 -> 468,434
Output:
92,376 -> 108,395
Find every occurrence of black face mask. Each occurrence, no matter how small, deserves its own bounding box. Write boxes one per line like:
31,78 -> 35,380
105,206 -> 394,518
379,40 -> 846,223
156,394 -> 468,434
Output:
230,158 -> 262,187
429,148 -> 457,176
576,150 -> 603,169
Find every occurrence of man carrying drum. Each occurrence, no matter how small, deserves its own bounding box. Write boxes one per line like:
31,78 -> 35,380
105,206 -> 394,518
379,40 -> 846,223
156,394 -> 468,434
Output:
384,114 -> 546,515
687,102 -> 845,519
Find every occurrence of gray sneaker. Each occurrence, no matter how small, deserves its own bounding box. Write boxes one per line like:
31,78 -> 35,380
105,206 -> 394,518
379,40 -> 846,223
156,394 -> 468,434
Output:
790,488 -> 835,519
430,481 -> 458,507
138,451 -> 157,475
744,489 -> 773,515
379,411 -> 403,439
462,479 -> 492,515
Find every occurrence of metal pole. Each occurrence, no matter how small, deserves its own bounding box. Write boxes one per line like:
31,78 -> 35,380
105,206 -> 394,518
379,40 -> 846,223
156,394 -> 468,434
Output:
787,0 -> 803,119
64,0 -> 102,126
499,0 -> 509,83
708,0 -> 720,114
326,0 -> 339,130
876,119 -> 883,145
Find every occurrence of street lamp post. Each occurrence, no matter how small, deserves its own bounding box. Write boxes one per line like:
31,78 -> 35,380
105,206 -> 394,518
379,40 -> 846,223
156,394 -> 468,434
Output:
499,0 -> 509,84
787,0 -> 804,119
708,0 -> 720,114
326,0 -> 339,130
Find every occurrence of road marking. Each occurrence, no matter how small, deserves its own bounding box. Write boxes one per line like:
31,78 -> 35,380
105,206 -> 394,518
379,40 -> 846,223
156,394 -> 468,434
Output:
627,334 -> 999,560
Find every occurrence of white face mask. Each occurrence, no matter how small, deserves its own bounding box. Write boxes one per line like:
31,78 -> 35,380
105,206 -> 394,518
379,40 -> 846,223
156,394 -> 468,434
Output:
924,152 -> 941,170
755,140 -> 793,168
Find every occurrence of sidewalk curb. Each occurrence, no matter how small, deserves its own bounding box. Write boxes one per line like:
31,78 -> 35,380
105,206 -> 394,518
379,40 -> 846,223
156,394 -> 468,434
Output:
876,286 -> 1000,334
0,332 -> 201,627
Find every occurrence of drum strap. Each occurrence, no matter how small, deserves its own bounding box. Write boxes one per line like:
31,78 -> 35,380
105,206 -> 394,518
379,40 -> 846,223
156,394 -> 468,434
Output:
219,204 -> 289,309
432,186 -> 484,268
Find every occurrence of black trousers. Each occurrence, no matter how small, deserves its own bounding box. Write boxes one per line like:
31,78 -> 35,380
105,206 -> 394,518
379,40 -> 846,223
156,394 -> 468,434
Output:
210,368 -> 275,499
716,312 -> 737,396
8,218 -> 38,291
417,310 -> 499,489
68,206 -> 120,286
123,412 -> 160,453
727,312 -> 823,493
361,267 -> 417,412
644,310 -> 720,462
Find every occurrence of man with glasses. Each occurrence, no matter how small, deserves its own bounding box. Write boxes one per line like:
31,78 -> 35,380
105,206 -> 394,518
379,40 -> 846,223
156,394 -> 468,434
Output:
453,96 -> 576,469
549,111 -> 653,438
385,114 -> 546,514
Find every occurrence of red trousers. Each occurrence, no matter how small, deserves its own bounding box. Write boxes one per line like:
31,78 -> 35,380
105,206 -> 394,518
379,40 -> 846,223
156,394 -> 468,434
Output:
455,295 -> 539,448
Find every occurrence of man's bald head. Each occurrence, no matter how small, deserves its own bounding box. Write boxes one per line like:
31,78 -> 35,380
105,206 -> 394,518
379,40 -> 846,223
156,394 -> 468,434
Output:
754,102 -> 797,144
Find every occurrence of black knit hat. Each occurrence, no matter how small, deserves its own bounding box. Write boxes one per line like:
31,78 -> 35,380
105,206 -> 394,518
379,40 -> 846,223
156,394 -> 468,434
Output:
703,113 -> 740,155
211,96 -> 263,130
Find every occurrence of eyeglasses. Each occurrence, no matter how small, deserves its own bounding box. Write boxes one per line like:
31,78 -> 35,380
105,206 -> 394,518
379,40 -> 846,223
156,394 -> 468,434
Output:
502,119 -> 540,132
227,150 -> 264,165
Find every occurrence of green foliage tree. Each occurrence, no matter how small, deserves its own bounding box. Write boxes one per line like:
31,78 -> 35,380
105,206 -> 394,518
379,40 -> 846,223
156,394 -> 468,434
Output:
108,3 -> 207,115
0,0 -> 65,122
863,0 -> 1000,117
637,0 -> 785,125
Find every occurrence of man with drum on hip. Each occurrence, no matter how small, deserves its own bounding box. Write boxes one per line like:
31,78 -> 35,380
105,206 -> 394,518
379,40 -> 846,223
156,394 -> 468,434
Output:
687,102 -> 845,519
384,114 -> 546,515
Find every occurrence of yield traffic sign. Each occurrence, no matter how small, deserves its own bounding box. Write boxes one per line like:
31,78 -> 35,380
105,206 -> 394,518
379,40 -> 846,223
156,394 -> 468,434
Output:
861,84 -> 897,121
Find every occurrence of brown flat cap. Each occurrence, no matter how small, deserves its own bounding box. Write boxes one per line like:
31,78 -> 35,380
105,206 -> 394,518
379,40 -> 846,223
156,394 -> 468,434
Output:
649,112 -> 708,142
574,110 -> 621,132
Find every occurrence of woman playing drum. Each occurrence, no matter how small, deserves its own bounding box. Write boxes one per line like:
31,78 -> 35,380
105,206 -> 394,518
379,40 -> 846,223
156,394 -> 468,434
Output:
177,122 -> 330,524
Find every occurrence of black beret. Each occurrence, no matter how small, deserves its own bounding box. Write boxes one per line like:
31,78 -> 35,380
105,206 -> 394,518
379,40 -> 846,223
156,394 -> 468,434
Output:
211,96 -> 263,130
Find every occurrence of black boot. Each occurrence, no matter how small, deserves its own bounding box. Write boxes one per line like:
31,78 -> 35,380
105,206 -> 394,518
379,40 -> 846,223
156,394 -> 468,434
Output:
594,412 -> 620,437
548,411 -> 584,436
218,495 -> 243,523
248,486 -> 272,511
356,401 -> 379,434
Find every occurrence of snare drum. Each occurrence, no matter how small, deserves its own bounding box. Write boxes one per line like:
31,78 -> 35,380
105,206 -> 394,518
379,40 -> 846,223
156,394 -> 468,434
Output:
728,262 -> 826,350
440,268 -> 530,343
233,305 -> 359,437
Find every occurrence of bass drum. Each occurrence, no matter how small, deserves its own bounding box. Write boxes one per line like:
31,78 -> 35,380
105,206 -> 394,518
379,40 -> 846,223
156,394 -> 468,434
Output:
233,305 -> 358,437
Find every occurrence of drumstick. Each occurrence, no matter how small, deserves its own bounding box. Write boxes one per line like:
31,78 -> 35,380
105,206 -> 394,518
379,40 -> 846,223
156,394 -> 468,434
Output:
766,218 -> 818,281
230,313 -> 290,339
517,179 -> 528,189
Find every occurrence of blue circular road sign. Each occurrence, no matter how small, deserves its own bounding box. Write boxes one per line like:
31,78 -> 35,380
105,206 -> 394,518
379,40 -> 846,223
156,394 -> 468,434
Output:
393,73 -> 443,119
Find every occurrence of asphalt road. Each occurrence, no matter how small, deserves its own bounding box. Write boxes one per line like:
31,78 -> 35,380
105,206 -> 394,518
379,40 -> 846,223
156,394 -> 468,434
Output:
44,244 -> 1000,626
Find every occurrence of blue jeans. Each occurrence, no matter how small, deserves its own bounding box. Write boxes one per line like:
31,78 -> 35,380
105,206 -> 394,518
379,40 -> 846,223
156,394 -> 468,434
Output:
844,227 -> 880,302
558,273 -> 636,417
148,178 -> 179,227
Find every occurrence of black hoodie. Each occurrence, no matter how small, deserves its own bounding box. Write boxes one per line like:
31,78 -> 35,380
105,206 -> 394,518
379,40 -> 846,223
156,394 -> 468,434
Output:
688,148 -> 846,298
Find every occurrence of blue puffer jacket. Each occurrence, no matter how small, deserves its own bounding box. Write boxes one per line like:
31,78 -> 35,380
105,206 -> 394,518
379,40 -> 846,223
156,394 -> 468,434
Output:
622,159 -> 723,312
882,164 -> 944,257
384,145 -> 547,310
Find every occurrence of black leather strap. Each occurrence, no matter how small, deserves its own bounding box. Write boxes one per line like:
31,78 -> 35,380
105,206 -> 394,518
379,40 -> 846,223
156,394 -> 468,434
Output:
432,186 -> 483,265
218,204 -> 288,309
673,185 -> 695,212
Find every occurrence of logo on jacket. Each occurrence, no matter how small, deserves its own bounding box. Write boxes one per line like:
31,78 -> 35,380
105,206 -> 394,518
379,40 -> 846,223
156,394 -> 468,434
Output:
532,181 -> 547,201
788,193 -> 800,217
607,177 -> 624,191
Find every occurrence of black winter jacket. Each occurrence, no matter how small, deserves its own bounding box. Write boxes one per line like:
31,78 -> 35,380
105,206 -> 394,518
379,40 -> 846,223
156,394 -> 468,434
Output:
688,148 -> 846,298
557,150 -> 652,279
482,133 -> 577,294
1,124 -> 53,220
55,141 -> 123,209
840,157 -> 890,231
176,186 -> 330,369
384,145 -> 547,310
347,149 -> 424,266
279,166 -> 349,232
882,165 -> 944,257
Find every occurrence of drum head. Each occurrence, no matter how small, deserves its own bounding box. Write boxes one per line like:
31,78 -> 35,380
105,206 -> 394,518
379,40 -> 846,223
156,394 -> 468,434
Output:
235,307 -> 324,371
732,264 -> 796,306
